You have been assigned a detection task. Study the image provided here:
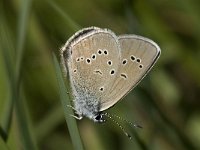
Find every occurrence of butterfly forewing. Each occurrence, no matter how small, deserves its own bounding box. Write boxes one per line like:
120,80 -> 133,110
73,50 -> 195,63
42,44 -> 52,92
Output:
100,35 -> 160,111
65,28 -> 121,102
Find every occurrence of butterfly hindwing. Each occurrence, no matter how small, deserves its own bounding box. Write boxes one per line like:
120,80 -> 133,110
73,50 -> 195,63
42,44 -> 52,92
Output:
100,35 -> 161,111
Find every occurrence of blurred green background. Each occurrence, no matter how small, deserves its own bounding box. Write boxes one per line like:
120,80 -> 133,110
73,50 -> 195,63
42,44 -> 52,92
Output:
1,0 -> 200,150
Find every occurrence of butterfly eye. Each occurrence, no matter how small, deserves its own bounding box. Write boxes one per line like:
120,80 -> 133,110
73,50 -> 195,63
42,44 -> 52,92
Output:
95,115 -> 101,120
73,69 -> 77,73
94,113 -> 105,123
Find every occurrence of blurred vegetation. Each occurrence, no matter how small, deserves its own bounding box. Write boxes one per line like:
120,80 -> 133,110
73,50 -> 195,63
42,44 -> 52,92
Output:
0,0 -> 200,150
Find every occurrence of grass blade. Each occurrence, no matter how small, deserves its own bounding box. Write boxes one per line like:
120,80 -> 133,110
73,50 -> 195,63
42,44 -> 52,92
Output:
0,136 -> 9,150
53,53 -> 84,150
0,2 -> 15,142
46,0 -> 81,32
14,0 -> 38,149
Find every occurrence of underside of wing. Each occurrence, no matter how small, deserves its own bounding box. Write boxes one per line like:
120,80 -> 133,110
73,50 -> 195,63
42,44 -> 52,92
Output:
100,35 -> 161,111
61,27 -> 122,102
61,27 -> 101,76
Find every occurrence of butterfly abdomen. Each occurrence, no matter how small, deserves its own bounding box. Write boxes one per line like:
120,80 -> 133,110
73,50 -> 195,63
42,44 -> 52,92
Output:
72,84 -> 101,120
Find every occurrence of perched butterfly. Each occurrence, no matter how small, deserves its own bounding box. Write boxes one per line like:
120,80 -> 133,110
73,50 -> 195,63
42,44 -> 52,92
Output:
61,27 -> 160,123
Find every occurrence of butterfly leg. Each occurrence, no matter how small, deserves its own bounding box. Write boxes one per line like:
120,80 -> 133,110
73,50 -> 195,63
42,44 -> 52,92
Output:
67,105 -> 83,120
70,114 -> 83,120
67,104 -> 76,111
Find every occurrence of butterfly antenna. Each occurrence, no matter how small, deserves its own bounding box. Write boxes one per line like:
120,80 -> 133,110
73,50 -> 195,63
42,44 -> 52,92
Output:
103,113 -> 132,139
106,113 -> 142,129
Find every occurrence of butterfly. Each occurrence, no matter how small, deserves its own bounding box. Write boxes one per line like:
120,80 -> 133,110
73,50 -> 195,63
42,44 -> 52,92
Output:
61,27 -> 160,123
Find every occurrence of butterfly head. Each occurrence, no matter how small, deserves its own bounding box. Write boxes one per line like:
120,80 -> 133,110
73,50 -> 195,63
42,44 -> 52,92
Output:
93,112 -> 106,123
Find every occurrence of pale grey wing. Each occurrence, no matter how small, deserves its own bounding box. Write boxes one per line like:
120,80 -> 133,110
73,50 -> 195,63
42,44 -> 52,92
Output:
61,27 -> 121,103
100,35 -> 161,111
61,26 -> 101,76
